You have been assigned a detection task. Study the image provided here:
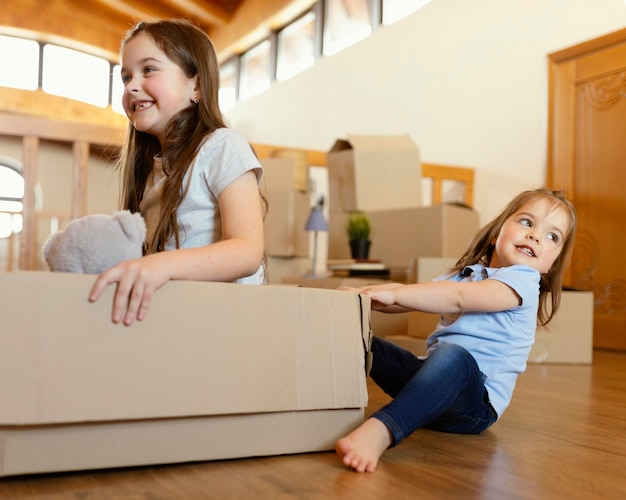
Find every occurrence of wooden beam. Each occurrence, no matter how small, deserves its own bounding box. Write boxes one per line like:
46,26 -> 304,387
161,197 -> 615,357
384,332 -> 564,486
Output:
72,142 -> 90,219
0,111 -> 124,147
210,0 -> 317,60
0,88 -> 127,134
251,142 -> 326,167
19,136 -> 39,270
157,0 -> 232,26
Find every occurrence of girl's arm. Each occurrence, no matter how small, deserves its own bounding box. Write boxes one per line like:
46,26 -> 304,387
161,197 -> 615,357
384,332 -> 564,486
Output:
163,170 -> 265,282
89,171 -> 264,325
364,278 -> 522,315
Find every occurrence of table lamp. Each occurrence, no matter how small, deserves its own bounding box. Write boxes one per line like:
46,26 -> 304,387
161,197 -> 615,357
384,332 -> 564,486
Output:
305,195 -> 328,277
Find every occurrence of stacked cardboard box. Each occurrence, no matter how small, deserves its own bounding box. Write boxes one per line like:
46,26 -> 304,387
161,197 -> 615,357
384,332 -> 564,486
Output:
0,271 -> 371,476
327,134 -> 420,266
328,204 -> 479,269
326,134 -> 478,273
327,135 -> 422,214
262,157 -> 311,258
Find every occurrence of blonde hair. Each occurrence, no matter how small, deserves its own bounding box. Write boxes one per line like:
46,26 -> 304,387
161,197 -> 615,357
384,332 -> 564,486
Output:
453,188 -> 577,326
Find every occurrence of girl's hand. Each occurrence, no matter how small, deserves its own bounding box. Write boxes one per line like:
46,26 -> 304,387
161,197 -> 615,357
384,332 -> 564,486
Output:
338,283 -> 409,313
367,289 -> 396,308
88,253 -> 172,326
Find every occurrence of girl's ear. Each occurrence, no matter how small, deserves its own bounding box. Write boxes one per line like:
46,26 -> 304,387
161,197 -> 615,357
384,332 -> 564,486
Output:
192,75 -> 200,102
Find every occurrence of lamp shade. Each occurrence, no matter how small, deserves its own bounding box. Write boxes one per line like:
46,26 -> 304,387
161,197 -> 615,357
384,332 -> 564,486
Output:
305,206 -> 328,232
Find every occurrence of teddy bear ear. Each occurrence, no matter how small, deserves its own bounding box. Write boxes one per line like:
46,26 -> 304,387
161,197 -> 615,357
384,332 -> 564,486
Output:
42,232 -> 64,270
113,210 -> 147,243
42,233 -> 57,261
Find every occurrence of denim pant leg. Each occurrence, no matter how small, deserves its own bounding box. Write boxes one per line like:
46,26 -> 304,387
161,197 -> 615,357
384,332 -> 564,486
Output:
369,338 -> 497,446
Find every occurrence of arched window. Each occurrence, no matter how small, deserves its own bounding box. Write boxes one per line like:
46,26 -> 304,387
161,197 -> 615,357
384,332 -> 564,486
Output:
0,157 -> 24,239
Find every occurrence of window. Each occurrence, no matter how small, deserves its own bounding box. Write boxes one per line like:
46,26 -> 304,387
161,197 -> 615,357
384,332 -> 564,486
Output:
42,44 -> 110,108
0,159 -> 24,239
323,0 -> 373,56
110,64 -> 126,115
1,0 -> 432,112
0,35 -> 39,90
239,40 -> 272,101
277,11 -> 317,81
382,0 -> 431,25
219,59 -> 239,111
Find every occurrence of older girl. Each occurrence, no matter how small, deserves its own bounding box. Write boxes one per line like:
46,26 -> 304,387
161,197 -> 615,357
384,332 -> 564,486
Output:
89,19 -> 265,325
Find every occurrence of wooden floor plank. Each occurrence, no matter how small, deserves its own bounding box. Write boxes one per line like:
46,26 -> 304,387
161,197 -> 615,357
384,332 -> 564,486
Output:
1,350 -> 625,499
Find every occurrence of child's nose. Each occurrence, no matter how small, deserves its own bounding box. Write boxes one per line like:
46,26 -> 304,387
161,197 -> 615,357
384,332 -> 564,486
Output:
527,232 -> 539,243
125,77 -> 140,93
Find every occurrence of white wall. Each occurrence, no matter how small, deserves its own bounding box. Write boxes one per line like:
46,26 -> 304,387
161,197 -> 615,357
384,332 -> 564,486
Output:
225,0 -> 626,225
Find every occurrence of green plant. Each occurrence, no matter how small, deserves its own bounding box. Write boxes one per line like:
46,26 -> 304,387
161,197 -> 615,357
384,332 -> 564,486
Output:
346,211 -> 371,241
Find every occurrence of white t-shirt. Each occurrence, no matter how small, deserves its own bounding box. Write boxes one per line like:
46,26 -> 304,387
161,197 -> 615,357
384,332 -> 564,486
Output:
141,128 -> 264,284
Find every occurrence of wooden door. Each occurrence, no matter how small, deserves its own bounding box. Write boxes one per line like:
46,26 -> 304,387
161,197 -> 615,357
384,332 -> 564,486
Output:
548,29 -> 626,351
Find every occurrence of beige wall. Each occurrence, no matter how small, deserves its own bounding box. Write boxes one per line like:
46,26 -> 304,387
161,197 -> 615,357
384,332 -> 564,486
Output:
224,0 -> 626,226
3,0 -> 625,270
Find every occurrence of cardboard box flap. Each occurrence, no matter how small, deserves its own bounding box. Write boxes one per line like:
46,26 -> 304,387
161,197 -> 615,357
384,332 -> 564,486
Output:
1,272 -> 369,426
329,138 -> 352,153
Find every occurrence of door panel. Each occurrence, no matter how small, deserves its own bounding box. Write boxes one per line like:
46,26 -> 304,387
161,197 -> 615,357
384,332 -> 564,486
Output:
548,31 -> 626,351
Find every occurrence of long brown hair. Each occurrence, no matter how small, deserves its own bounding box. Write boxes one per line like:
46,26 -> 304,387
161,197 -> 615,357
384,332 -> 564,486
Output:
453,188 -> 577,326
117,19 -> 231,253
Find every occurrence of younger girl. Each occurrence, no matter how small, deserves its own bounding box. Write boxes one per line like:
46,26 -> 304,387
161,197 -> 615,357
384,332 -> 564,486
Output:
336,188 -> 577,472
89,19 -> 265,326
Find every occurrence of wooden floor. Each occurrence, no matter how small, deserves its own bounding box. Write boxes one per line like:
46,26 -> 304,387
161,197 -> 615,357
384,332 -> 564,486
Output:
1,350 -> 625,499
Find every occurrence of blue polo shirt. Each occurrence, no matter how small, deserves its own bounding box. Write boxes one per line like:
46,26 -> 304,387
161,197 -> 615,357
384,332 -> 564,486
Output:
427,264 -> 540,418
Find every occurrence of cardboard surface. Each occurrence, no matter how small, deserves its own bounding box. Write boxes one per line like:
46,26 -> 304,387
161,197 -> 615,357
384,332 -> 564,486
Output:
385,335 -> 427,357
413,256 -> 458,284
262,157 -> 311,257
407,289 -> 594,365
281,276 -> 409,338
530,290 -> 594,364
328,204 -> 479,267
1,409 -> 362,477
0,271 -> 371,476
327,134 -> 421,212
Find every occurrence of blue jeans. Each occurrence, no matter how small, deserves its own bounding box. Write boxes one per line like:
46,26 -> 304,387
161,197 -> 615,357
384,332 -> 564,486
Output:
369,337 -> 498,446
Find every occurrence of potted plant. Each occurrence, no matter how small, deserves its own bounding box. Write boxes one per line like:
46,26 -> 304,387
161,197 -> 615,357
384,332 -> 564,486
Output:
346,211 -> 371,259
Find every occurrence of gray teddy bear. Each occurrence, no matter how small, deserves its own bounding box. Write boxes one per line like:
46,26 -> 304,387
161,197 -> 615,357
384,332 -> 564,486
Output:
43,210 -> 147,275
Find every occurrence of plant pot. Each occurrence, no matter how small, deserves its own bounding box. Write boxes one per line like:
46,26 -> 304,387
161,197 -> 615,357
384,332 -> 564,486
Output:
350,239 -> 371,260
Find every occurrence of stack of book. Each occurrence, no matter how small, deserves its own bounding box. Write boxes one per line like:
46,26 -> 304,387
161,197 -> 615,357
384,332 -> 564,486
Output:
327,259 -> 390,277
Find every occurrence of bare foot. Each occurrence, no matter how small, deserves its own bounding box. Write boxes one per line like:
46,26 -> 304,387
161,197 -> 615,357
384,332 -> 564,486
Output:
335,418 -> 393,472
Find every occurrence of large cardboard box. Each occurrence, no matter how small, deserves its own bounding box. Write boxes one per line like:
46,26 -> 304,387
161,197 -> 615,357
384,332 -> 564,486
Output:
0,272 -> 371,477
529,290 -> 594,364
262,157 -> 311,257
406,289 -> 594,365
281,276 -> 408,338
328,204 -> 479,268
327,135 -> 421,213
